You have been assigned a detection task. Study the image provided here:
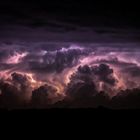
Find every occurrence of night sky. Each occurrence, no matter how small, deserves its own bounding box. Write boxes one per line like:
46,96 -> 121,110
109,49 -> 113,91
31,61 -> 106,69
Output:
0,0 -> 140,109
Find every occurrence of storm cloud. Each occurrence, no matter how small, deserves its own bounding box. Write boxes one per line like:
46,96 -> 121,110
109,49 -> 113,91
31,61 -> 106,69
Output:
0,72 -> 32,108
66,63 -> 117,99
0,42 -> 140,108
27,45 -> 88,73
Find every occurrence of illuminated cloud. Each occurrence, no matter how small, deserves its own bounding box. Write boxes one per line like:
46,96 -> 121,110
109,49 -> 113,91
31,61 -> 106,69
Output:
0,43 -> 140,108
5,52 -> 28,64
66,64 -> 117,98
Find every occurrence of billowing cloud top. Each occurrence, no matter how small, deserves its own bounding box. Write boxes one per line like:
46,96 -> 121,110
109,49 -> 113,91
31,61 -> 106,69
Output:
0,41 -> 140,108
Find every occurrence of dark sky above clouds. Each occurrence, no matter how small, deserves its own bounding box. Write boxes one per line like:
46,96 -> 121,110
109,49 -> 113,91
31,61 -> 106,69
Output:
0,0 -> 140,27
0,0 -> 139,43
0,0 -> 140,43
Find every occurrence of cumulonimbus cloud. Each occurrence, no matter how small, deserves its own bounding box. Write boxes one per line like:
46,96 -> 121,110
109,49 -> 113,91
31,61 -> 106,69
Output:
0,42 -> 140,108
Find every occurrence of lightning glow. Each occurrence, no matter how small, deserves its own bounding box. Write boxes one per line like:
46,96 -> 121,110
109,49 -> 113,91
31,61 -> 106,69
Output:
5,52 -> 28,64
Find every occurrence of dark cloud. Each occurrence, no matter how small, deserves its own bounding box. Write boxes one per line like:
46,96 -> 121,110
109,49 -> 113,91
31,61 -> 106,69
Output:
0,82 -> 21,108
11,72 -> 29,85
66,81 -> 97,99
31,84 -> 58,107
0,51 -> 9,62
92,64 -> 116,85
31,85 -> 50,107
98,57 -> 137,69
94,56 -> 140,88
0,63 -> 15,71
27,47 -> 88,73
66,65 -> 97,99
66,64 -> 116,98
0,72 -> 32,108
77,65 -> 93,75
66,64 -> 117,99
111,88 -> 140,109
121,65 -> 140,77
52,88 -> 140,108
11,73 -> 32,96
52,91 -> 110,108
1,70 -> 140,109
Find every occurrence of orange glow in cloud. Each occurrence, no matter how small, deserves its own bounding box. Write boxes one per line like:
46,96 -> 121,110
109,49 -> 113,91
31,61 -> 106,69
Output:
24,73 -> 46,90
